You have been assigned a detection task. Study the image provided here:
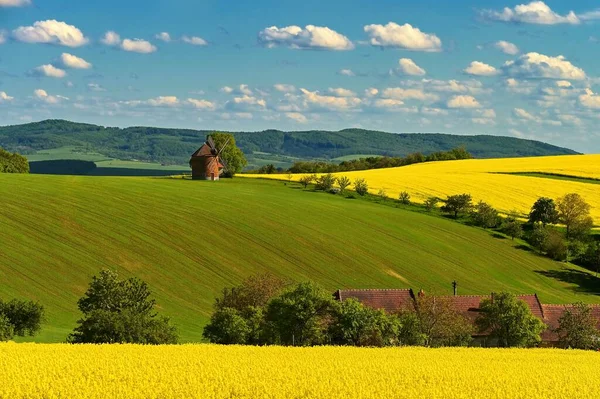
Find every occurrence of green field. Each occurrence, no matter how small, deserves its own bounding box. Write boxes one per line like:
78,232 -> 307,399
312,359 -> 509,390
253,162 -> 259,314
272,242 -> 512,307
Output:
1,175 -> 598,343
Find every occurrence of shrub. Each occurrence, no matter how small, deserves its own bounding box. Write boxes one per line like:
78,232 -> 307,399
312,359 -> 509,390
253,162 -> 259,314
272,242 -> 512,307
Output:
502,212 -> 523,240
298,175 -> 314,188
399,191 -> 411,205
0,298 -> 44,338
440,194 -> 473,218
336,176 -> 351,193
470,201 -> 500,228
424,197 -> 439,212
377,188 -> 387,201
315,173 -> 336,191
354,178 -> 368,196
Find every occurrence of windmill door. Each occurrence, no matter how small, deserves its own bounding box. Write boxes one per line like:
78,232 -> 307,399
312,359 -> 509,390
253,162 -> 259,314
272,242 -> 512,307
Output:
210,173 -> 215,181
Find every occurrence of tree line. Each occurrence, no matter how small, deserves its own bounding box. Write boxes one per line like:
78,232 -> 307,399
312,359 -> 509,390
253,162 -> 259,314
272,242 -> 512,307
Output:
3,270 -> 598,350
252,147 -> 472,174
0,148 -> 29,174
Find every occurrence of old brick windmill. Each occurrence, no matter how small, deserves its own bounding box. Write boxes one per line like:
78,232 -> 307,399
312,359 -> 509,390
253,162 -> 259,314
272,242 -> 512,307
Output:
189,136 -> 230,180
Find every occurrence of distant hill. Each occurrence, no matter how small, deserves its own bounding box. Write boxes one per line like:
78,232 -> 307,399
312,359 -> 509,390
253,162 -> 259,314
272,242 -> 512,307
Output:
0,119 -> 579,167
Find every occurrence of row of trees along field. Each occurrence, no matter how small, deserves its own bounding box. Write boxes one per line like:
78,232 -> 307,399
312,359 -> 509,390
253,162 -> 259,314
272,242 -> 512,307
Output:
3,271 -> 599,349
301,173 -> 599,273
251,147 -> 472,174
0,148 -> 29,173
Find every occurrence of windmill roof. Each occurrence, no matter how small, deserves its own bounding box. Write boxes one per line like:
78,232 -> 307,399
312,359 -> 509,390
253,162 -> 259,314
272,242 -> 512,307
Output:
190,143 -> 214,158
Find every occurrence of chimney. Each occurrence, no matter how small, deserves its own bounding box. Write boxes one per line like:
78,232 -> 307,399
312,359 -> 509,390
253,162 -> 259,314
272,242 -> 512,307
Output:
452,280 -> 458,296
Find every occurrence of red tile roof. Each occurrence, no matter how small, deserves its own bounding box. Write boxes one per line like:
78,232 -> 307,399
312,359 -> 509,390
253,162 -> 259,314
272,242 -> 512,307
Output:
334,289 -> 415,313
541,304 -> 600,342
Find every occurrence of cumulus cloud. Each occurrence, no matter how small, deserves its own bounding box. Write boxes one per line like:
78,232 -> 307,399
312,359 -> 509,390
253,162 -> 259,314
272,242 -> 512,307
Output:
34,89 -> 67,104
579,88 -> 600,109
495,40 -> 519,55
403,79 -> 490,95
101,31 -> 121,46
155,32 -> 171,42
147,96 -> 179,106
371,99 -> 406,110
186,98 -> 216,110
328,87 -> 356,97
285,112 -> 307,123
504,78 -> 534,94
338,69 -> 355,77
364,88 -> 379,97
513,107 -> 537,121
300,88 -> 361,111
396,58 -> 426,76
0,0 -> 31,7
221,84 -> 253,96
13,20 -> 88,47
0,91 -> 14,102
481,2 -> 580,25
274,84 -> 296,93
447,95 -> 481,108
503,52 -> 586,80
60,53 -> 92,69
557,114 -> 582,126
182,36 -> 208,46
556,80 -> 572,88
258,25 -> 354,50
381,87 -> 438,101
226,95 -> 267,111
87,83 -> 105,92
464,61 -> 499,76
31,64 -> 67,78
121,39 -> 157,53
363,22 -> 441,52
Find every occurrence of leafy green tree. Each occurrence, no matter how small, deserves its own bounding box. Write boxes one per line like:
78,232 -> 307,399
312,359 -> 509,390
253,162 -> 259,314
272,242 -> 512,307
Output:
411,295 -> 473,347
557,193 -> 593,240
470,201 -> 500,228
336,176 -> 351,193
583,241 -> 600,277
0,315 -> 14,341
424,197 -> 439,212
502,212 -> 523,240
529,223 -> 550,253
396,311 -> 426,346
209,132 -> 247,177
215,273 -> 289,311
299,175 -> 314,188
543,229 -> 567,261
441,194 -> 473,218
354,178 -> 368,196
202,308 -> 251,344
399,191 -> 411,205
0,298 -> 45,338
330,299 -> 400,347
555,303 -> 600,350
377,188 -> 388,201
528,197 -> 558,226
68,269 -> 178,344
0,148 -> 29,174
258,164 -> 276,174
476,292 -> 546,348
264,282 -> 338,346
315,173 -> 336,191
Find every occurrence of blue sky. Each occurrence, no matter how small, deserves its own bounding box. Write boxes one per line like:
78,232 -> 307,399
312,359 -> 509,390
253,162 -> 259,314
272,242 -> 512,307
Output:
1,0 -> 600,152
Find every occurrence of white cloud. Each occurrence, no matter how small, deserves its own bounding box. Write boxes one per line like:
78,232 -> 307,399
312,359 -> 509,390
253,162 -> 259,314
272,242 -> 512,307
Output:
0,91 -> 14,102
514,107 -> 537,121
557,114 -> 582,126
412,79 -> 489,95
274,84 -> 296,93
556,80 -> 572,88
155,32 -> 171,42
285,112 -> 307,123
580,10 -> 600,21
186,98 -> 216,110
226,95 -> 267,111
60,53 -> 92,69
421,107 -> 448,116
0,0 -> 31,7
464,61 -> 499,76
328,87 -> 356,97
447,95 -> 481,108
13,20 -> 88,47
338,69 -> 355,77
300,88 -> 361,111
121,38 -> 157,53
87,83 -> 105,92
481,2 -> 580,25
32,64 -> 67,78
363,22 -> 442,52
381,87 -> 438,101
494,40 -> 519,55
182,36 -> 208,46
372,99 -> 405,110
397,58 -> 426,76
220,86 -> 234,94
472,118 -> 496,125
258,25 -> 354,51
101,31 -> 121,46
221,84 -> 253,96
579,88 -> 600,109
504,78 -> 534,94
364,88 -> 379,97
503,52 -> 586,80
34,89 -> 67,104
147,96 -> 179,106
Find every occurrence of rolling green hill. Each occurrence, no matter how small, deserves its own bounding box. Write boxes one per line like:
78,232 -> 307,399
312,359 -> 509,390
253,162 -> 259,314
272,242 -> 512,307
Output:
1,175 -> 597,343
0,120 -> 578,170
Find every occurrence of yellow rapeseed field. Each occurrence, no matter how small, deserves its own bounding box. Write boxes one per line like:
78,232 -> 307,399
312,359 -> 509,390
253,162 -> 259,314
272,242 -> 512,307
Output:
247,154 -> 600,222
1,343 -> 599,399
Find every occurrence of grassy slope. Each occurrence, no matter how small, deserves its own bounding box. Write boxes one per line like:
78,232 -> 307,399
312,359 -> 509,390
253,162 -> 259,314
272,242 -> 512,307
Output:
1,175 -> 598,343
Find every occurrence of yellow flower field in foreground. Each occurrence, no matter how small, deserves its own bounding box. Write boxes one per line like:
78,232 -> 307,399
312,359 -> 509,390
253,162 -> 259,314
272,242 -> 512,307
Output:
1,343 -> 598,399
247,154 -> 600,222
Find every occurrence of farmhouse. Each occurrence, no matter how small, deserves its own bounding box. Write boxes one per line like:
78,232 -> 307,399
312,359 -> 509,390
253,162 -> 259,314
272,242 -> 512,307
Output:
333,288 -> 600,346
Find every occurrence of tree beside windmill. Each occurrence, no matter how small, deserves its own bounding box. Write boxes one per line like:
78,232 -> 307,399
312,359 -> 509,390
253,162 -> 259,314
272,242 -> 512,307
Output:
189,132 -> 247,180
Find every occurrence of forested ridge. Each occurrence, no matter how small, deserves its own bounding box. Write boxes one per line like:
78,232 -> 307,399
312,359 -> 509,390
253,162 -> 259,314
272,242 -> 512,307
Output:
0,119 -> 578,165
